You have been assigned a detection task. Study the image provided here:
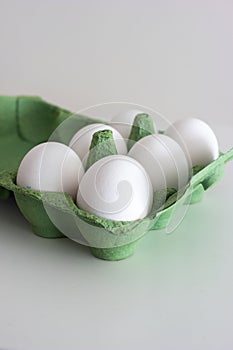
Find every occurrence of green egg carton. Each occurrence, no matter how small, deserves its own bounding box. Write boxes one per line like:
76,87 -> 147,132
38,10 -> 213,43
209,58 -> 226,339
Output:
0,96 -> 232,261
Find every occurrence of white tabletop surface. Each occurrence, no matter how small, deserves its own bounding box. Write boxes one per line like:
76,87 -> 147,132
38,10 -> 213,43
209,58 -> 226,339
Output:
0,1 -> 233,349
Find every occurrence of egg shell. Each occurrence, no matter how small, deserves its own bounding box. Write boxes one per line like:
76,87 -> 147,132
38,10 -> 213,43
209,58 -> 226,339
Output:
76,155 -> 153,221
16,142 -> 84,199
69,124 -> 127,165
111,109 -> 157,139
128,134 -> 190,192
165,118 -> 219,167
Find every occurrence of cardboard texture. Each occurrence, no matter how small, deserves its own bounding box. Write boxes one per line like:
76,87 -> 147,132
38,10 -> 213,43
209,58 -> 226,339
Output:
127,113 -> 155,150
0,96 -> 232,260
86,129 -> 117,170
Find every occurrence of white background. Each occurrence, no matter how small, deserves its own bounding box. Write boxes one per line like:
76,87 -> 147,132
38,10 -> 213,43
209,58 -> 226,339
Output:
0,1 -> 233,349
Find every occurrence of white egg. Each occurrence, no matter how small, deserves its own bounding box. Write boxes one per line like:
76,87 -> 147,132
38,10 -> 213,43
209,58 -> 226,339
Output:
111,109 -> 157,139
128,134 -> 190,192
17,142 -> 84,199
165,118 -> 219,167
69,124 -> 127,165
76,155 -> 153,221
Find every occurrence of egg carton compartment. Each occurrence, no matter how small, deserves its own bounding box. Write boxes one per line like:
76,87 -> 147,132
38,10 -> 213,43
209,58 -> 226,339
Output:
0,96 -> 232,261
